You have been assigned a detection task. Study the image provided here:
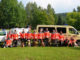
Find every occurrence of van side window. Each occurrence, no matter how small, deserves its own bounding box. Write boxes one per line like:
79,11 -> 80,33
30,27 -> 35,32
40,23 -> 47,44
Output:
69,28 -> 76,34
57,27 -> 66,33
39,27 -> 55,33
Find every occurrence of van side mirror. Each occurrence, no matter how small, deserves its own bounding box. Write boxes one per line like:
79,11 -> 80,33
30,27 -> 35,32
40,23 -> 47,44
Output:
76,32 -> 79,35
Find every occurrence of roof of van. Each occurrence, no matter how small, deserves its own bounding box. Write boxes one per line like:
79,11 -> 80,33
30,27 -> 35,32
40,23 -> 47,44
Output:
37,25 -> 74,28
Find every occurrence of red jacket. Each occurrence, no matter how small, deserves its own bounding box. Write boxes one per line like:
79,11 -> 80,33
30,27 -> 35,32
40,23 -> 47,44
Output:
32,33 -> 38,39
44,31 -> 50,38
6,34 -> 12,39
55,33 -> 60,39
20,33 -> 25,39
69,39 -> 75,44
59,34 -> 65,41
25,33 -> 28,39
38,33 -> 44,39
27,33 -> 32,39
51,33 -> 55,40
6,40 -> 12,46
12,34 -> 18,40
51,33 -> 60,40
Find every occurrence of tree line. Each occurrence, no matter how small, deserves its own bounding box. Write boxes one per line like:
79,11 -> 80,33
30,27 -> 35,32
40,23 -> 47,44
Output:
66,7 -> 80,30
0,0 -> 56,29
0,0 -> 80,30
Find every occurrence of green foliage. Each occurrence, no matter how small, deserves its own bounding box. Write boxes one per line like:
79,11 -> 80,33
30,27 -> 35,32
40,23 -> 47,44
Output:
66,6 -> 80,30
0,1 -> 56,29
0,0 -> 27,28
66,12 -> 80,30
73,8 -> 76,12
56,13 -> 67,25
57,15 -> 63,25
25,3 -> 56,29
77,6 -> 80,12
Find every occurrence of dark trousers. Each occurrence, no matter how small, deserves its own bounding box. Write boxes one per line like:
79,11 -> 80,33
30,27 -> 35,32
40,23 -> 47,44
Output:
64,40 -> 69,46
38,39 -> 41,46
45,38 -> 50,46
13,40 -> 18,47
51,39 -> 59,46
21,38 -> 27,47
69,42 -> 75,47
59,41 -> 64,46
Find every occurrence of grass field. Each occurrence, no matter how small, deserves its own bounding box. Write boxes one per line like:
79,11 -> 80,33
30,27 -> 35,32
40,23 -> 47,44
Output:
0,47 -> 80,60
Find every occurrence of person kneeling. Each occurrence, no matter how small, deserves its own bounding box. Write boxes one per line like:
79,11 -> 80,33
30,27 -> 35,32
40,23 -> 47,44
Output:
68,37 -> 76,47
5,38 -> 12,48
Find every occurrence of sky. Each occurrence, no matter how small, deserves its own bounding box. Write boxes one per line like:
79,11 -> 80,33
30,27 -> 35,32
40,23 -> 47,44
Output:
18,0 -> 80,13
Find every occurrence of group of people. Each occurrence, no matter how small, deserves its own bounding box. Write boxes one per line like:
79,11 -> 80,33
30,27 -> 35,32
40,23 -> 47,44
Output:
4,27 -> 78,48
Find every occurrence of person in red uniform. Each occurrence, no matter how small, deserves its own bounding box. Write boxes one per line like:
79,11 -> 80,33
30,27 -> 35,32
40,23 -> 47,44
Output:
59,31 -> 65,46
51,30 -> 56,46
27,28 -> 32,47
32,29 -> 38,46
68,37 -> 76,47
5,30 -> 13,48
44,28 -> 50,46
6,30 -> 12,40
51,30 -> 60,46
64,37 -> 69,46
5,37 -> 12,48
12,30 -> 18,47
38,28 -> 45,46
20,29 -> 26,47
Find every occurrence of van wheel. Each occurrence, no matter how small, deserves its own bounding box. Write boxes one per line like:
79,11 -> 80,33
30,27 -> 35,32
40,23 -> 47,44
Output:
76,40 -> 80,46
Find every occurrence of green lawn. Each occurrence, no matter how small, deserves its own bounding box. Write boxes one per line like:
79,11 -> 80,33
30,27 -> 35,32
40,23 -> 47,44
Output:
0,47 -> 80,60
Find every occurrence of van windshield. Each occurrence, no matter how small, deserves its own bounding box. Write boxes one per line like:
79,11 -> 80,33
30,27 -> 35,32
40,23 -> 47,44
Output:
69,28 -> 78,34
0,31 -> 6,36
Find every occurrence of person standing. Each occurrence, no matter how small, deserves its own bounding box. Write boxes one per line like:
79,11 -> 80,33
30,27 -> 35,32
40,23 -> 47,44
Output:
27,28 -> 32,47
44,28 -> 50,46
53,30 -> 60,46
32,29 -> 38,46
20,29 -> 26,47
59,31 -> 65,46
38,28 -> 45,47
12,30 -> 18,47
51,30 -> 56,46
6,30 -> 13,40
